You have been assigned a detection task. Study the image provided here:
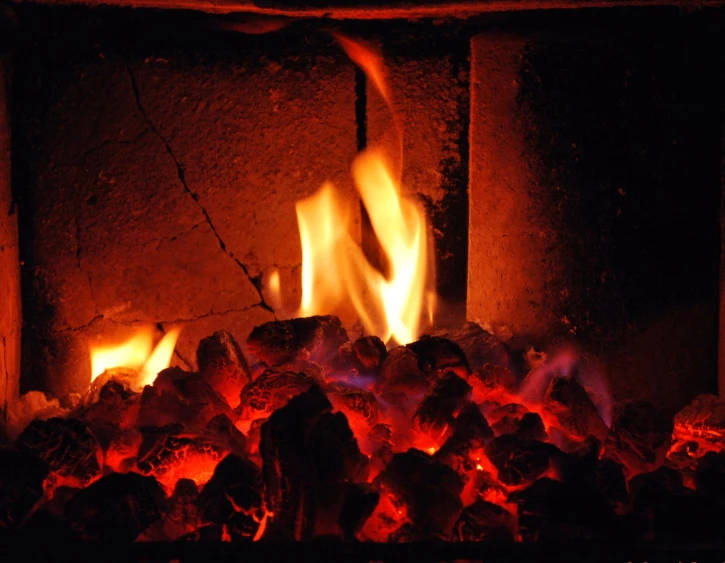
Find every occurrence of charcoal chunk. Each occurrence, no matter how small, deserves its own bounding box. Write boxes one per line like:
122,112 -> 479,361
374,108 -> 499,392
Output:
509,477 -> 621,541
260,386 -> 368,539
544,376 -> 608,442
136,424 -> 229,490
374,448 -> 463,537
484,435 -> 561,487
239,368 -> 320,420
138,368 -> 234,429
325,381 -> 380,429
197,331 -> 251,408
337,483 -> 380,540
413,372 -> 472,440
436,403 -> 493,476
696,450 -> 725,510
452,499 -> 513,541
246,315 -> 348,367
0,448 -> 49,528
555,446 -> 628,508
431,322 -> 511,371
469,363 -> 517,402
517,412 -> 547,441
604,400 -> 671,476
16,417 -> 102,489
377,346 -> 430,407
406,336 -> 470,380
487,403 -> 530,436
669,394 -> 725,464
64,472 -> 167,541
629,466 -> 721,543
197,454 -> 262,539
335,336 -> 387,375
162,478 -> 199,540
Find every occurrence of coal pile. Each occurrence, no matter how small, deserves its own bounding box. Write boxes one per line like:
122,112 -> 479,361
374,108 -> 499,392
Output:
1,315 -> 724,546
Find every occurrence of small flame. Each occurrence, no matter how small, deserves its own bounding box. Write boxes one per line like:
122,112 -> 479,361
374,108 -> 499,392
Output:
290,36 -> 435,346
137,327 -> 182,388
89,326 -> 181,389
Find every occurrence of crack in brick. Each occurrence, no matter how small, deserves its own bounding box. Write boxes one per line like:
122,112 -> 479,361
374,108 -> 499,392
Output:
125,62 -> 275,316
58,304 -> 269,335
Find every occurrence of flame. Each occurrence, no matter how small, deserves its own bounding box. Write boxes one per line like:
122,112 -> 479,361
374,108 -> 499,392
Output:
89,326 -> 181,389
290,37 -> 435,346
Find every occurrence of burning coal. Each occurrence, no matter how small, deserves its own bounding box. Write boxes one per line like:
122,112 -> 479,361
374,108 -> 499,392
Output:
3,316 -> 724,545
2,33 -> 724,550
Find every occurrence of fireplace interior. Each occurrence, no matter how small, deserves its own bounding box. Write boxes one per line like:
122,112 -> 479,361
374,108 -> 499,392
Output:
1,0 -> 725,554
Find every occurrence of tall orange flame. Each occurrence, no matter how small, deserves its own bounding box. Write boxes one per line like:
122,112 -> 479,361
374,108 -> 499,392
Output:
281,35 -> 435,346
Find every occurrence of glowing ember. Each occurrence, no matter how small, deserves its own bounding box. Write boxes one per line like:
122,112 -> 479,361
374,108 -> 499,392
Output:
89,326 -> 181,389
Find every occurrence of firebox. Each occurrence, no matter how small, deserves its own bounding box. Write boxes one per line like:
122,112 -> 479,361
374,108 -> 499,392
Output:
1,0 -> 725,554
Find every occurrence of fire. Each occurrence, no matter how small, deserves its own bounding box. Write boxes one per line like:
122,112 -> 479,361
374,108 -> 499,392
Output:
89,326 -> 181,389
288,37 -> 434,346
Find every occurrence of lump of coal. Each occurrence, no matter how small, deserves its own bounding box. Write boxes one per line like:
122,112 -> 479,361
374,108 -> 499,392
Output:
335,336 -> 387,375
629,466 -> 721,543
469,363 -> 518,403
205,414 -> 247,455
15,417 -> 102,489
138,367 -> 234,429
434,404 -> 494,484
431,322 -> 511,371
452,499 -> 513,541
0,449 -> 49,529
136,424 -> 229,490
197,331 -> 251,408
376,347 -> 430,407
406,336 -> 471,380
78,380 -> 141,449
669,394 -> 725,463
338,483 -> 380,540
197,454 -> 262,540
555,445 -> 628,508
161,478 -> 199,540
517,413 -> 547,441
260,386 -> 368,540
487,404 -> 532,437
484,435 -> 561,487
238,368 -> 320,420
374,448 -> 464,537
413,372 -> 472,441
604,400 -> 671,476
509,477 -> 620,541
544,376 -> 608,442
325,381 -> 380,429
64,472 -> 167,541
246,315 -> 348,367
695,450 -> 725,511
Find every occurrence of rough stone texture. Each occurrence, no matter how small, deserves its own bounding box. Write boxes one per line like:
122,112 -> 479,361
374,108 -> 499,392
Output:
15,17 -> 357,397
469,18 -> 722,414
366,27 -> 469,305
468,33 -> 563,340
0,55 -> 20,424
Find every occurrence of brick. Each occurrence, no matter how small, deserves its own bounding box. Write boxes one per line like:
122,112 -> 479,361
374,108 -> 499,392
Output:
0,56 -> 20,422
470,26 -> 721,414
19,31 -> 358,398
468,33 -> 563,338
